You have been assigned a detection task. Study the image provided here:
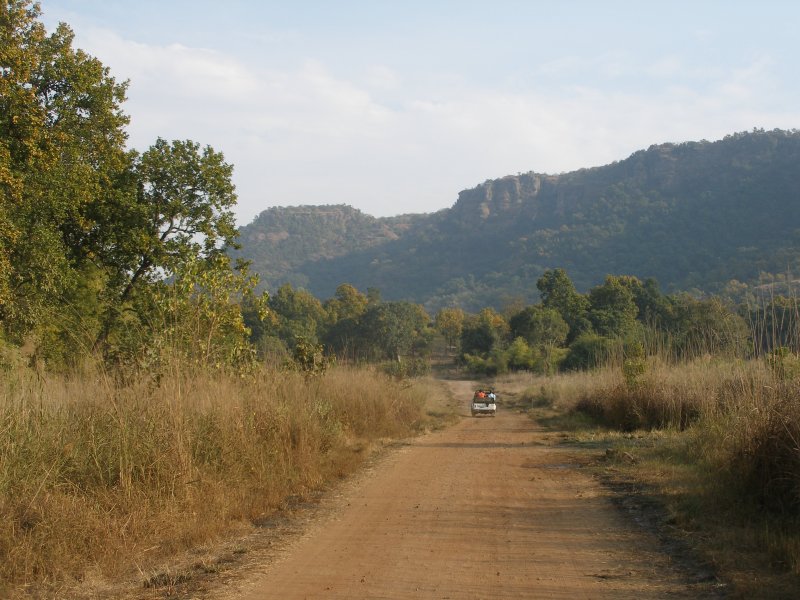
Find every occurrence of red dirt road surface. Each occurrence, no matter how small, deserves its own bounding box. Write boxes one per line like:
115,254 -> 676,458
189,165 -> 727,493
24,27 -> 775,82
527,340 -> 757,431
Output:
232,381 -> 714,599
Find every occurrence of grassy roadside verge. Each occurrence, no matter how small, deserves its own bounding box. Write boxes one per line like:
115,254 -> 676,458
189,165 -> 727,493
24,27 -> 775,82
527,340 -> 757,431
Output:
0,365 -> 449,599
516,364 -> 800,599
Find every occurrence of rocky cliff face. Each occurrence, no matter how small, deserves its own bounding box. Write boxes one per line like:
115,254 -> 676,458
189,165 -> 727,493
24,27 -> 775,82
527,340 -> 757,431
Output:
235,129 -> 800,310
450,174 -> 542,222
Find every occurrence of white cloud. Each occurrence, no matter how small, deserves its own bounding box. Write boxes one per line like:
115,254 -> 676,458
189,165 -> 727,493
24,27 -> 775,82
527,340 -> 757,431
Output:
84,30 -> 259,101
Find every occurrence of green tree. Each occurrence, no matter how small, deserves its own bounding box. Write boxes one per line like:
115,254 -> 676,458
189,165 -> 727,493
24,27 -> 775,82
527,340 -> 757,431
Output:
587,275 -> 639,338
319,284 -> 367,359
508,304 -> 569,373
0,2 -> 260,374
563,332 -> 618,371
670,295 -> 748,357
358,301 -> 430,361
1,1 -> 130,340
506,337 -> 535,371
323,315 -> 361,359
292,337 -> 326,375
1,0 -> 47,319
241,287 -> 273,354
509,305 -> 569,348
435,307 -> 465,350
537,269 -> 590,342
323,283 -> 368,323
268,283 -> 326,349
130,254 -> 265,372
459,308 -> 508,358
93,138 -> 238,350
611,275 -> 674,327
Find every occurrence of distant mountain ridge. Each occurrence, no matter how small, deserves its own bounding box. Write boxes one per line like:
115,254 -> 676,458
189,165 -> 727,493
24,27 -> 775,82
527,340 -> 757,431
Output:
235,129 -> 800,311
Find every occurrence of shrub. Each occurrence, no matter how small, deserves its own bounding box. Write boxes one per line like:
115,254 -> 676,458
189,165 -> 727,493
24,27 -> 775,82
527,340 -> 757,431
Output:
506,337 -> 535,371
562,333 -> 619,371
381,357 -> 431,379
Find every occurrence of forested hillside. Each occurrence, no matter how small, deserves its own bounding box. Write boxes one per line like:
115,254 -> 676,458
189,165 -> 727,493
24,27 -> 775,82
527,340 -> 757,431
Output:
238,129 -> 800,311
233,205 -> 424,290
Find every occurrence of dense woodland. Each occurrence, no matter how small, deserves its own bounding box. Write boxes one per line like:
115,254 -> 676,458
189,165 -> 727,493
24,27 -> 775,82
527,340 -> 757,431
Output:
237,129 -> 800,312
1,1 -> 797,377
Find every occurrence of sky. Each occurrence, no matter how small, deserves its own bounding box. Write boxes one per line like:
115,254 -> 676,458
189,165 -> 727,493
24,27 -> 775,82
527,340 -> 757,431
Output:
38,1 -> 800,226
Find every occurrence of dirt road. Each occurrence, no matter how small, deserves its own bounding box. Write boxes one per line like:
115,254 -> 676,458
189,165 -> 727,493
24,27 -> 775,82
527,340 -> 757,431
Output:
230,381 -> 713,599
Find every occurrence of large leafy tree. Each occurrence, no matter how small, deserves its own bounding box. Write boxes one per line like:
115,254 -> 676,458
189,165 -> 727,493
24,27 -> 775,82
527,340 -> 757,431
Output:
537,269 -> 590,342
587,275 -> 639,338
669,295 -> 748,357
435,307 -> 465,351
1,2 -> 252,370
137,254 -> 263,371
612,275 -> 674,327
1,1 -> 130,337
323,283 -> 368,323
509,305 -> 568,348
323,283 -> 368,357
1,0 -> 44,313
268,283 -> 326,349
93,138 -> 239,349
459,307 -> 508,358
358,301 -> 430,361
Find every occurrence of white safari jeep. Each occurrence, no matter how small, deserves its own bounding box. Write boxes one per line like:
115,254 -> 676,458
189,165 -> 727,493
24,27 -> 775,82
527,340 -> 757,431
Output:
471,390 -> 497,417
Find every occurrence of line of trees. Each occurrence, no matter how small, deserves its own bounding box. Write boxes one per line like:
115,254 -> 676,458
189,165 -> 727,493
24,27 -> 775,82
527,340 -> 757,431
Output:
451,268 -> 755,376
242,283 -> 433,376
242,267 -> 797,381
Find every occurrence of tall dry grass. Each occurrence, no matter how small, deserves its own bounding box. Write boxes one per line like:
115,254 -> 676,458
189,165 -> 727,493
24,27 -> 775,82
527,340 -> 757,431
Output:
569,358 -> 759,431
529,354 -> 800,574
0,364 -> 427,596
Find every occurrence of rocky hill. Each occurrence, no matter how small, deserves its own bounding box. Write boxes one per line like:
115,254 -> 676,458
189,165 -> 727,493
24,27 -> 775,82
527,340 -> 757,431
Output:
233,205 -> 426,290
235,129 -> 800,311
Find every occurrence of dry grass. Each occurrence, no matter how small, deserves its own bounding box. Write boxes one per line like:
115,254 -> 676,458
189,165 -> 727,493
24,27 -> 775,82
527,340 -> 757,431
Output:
525,357 -> 800,595
519,357 -> 760,430
0,364 -> 433,597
